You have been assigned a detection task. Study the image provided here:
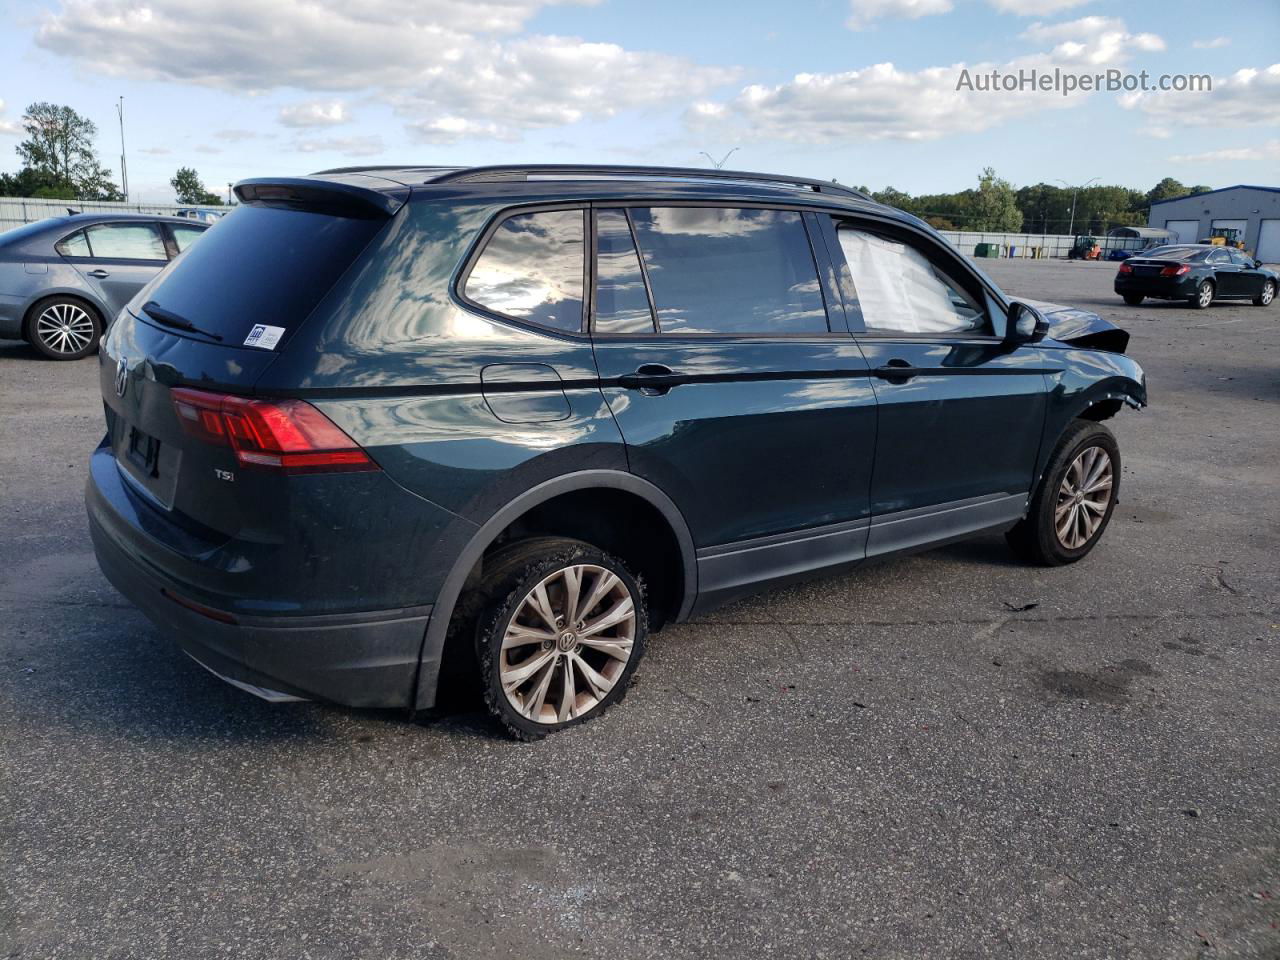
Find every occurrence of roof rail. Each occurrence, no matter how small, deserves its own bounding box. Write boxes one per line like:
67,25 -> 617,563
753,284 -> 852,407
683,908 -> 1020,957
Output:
426,164 -> 870,201
309,164 -> 461,177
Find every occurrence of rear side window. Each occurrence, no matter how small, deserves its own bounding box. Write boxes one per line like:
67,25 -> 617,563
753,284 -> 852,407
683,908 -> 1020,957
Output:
84,223 -> 167,261
170,224 -> 205,253
594,209 -> 655,335
837,228 -> 987,335
629,207 -> 827,335
464,209 -> 585,333
55,230 -> 90,257
136,205 -> 387,346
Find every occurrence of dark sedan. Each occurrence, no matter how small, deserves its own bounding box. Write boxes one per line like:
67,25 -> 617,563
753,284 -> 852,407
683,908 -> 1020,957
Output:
0,213 -> 210,359
1114,244 -> 1277,309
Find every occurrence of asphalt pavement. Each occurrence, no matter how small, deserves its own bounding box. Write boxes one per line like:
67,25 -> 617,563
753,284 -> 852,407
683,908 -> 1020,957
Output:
1,256 -> 1277,959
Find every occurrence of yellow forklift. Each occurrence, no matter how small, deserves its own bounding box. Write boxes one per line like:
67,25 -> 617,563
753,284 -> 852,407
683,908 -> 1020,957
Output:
1204,227 -> 1246,250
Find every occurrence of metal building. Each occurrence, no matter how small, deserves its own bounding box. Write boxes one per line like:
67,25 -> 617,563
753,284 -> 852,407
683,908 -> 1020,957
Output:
1147,184 -> 1280,262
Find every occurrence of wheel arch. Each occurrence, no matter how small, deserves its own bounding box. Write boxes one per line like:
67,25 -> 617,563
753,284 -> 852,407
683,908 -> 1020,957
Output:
412,470 -> 697,710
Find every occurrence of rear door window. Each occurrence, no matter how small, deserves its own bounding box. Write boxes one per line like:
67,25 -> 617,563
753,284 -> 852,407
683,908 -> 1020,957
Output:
836,227 -> 988,335
463,209 -> 585,333
593,209 -> 655,335
627,207 -> 827,335
169,224 -> 205,253
84,223 -> 168,261
134,204 -> 388,345
55,230 -> 91,257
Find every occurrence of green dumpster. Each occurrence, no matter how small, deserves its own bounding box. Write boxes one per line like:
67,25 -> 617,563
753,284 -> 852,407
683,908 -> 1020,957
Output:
974,243 -> 999,258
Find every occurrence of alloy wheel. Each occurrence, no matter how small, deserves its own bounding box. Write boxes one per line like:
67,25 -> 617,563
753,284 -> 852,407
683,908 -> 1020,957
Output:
499,563 -> 637,724
35,303 -> 95,355
1197,283 -> 1213,308
1263,282 -> 1275,305
1055,446 -> 1114,549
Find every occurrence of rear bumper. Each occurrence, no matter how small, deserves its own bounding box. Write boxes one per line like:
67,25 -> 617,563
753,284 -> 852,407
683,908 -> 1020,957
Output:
87,470 -> 431,709
1114,275 -> 1197,299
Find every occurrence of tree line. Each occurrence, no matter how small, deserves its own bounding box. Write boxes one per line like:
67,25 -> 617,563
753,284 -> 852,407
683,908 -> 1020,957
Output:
1,101 -> 1215,226
0,101 -> 224,206
854,169 -> 1214,235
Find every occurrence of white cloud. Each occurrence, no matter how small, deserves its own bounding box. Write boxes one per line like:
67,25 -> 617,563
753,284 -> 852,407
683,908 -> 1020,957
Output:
1192,36 -> 1230,49
194,145 -> 221,154
690,17 -> 1163,144
989,0 -> 1093,14
138,146 -> 171,155
0,99 -> 20,136
293,135 -> 386,157
35,0 -> 733,142
278,100 -> 350,128
213,128 -> 260,141
1123,64 -> 1280,129
846,0 -> 953,31
1020,17 -> 1164,62
1169,140 -> 1280,164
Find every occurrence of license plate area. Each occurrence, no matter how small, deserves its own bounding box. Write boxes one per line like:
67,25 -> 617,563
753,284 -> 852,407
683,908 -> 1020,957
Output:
113,419 -> 180,509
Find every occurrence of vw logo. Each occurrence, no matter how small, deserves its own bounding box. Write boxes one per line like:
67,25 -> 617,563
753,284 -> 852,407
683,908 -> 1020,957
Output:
115,356 -> 129,398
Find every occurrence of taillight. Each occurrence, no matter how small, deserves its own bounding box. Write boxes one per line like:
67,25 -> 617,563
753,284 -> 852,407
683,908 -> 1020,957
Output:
1117,262 -> 1133,274
1160,264 -> 1191,277
171,388 -> 377,474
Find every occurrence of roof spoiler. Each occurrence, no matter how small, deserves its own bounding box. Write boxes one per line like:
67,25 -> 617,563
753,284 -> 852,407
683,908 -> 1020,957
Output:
233,177 -> 408,218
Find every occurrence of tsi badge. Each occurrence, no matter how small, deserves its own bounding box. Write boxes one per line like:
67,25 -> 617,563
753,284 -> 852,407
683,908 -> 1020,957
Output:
114,356 -> 129,398
214,468 -> 235,483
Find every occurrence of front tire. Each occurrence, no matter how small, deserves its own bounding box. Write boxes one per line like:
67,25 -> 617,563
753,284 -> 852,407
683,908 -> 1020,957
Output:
1254,279 -> 1275,307
1190,280 -> 1214,309
1006,420 -> 1120,566
475,538 -> 648,740
1122,294 -> 1144,306
27,297 -> 102,360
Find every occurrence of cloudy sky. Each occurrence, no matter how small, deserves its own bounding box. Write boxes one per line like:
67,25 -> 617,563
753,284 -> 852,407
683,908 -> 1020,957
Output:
0,0 -> 1276,203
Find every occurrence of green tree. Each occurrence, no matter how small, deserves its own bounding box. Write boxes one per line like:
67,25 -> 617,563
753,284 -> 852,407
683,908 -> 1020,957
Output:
14,101 -> 122,200
170,167 -> 223,205
969,167 -> 1022,232
1145,177 -> 1190,205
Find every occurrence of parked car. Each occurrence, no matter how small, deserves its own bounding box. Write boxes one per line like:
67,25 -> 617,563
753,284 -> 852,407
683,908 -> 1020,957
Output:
0,213 -> 210,359
1115,244 -> 1277,308
86,164 -> 1147,739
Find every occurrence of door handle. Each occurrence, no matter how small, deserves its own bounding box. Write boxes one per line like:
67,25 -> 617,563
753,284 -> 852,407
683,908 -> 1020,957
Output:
873,359 -> 919,382
618,363 -> 682,395
87,269 -> 110,279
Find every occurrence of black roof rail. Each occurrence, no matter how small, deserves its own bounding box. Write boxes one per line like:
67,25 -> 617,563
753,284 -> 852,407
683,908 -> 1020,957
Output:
426,164 -> 870,201
309,164 -> 462,177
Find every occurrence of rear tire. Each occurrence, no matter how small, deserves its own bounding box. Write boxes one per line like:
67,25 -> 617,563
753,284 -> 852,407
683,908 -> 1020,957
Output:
473,537 -> 648,740
1254,279 -> 1275,307
1006,420 -> 1121,566
1190,280 -> 1214,309
1122,294 -> 1144,306
26,296 -> 102,360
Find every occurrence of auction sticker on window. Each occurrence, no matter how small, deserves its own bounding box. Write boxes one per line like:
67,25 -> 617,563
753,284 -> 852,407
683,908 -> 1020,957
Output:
243,324 -> 286,350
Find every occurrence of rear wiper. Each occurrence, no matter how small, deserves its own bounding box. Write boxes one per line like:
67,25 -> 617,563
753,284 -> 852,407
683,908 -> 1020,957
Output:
141,301 -> 223,342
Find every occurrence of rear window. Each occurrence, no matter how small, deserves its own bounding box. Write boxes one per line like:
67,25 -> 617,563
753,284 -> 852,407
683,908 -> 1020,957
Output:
134,204 -> 387,345
1144,246 -> 1208,261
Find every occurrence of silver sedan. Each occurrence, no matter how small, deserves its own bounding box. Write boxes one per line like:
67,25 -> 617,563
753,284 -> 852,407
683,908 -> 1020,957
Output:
0,213 -> 209,360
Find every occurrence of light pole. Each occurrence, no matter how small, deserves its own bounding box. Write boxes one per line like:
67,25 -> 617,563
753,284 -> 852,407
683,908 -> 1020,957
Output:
227,183 -> 233,205
699,148 -> 739,169
115,96 -> 129,203
1054,177 -> 1099,235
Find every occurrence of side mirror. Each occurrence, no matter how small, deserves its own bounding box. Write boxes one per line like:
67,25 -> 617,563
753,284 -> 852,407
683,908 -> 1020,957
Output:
1005,301 -> 1050,346
1255,259 -> 1264,269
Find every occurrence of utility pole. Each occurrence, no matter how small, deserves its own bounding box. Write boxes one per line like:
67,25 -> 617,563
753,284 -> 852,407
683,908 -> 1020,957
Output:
227,183 -> 233,205
698,148 -> 739,170
116,96 -> 129,203
1055,177 -> 1099,235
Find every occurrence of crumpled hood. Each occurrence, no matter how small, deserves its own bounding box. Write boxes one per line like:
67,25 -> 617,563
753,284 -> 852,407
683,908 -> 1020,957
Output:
1019,298 -> 1130,353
